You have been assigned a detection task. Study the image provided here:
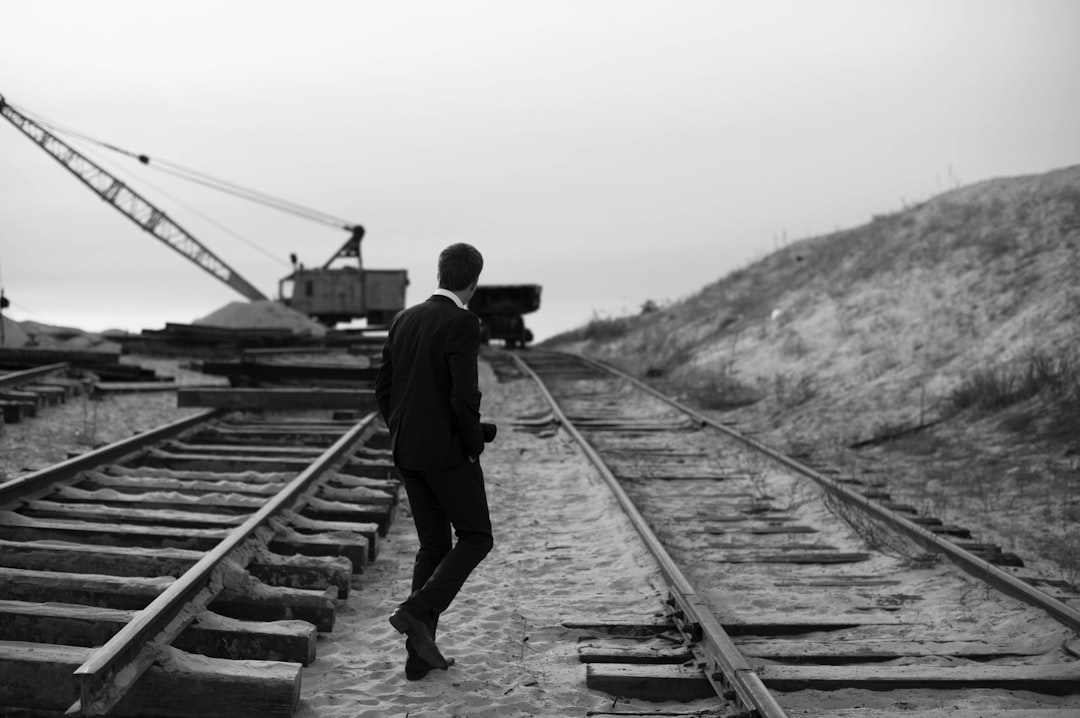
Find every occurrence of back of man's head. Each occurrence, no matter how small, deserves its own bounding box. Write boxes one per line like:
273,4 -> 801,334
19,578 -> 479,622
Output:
437,243 -> 484,291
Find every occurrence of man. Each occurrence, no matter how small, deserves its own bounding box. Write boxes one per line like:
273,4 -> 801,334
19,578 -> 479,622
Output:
374,242 -> 496,681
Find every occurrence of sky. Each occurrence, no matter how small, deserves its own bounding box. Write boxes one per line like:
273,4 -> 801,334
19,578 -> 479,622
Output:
2,0 -> 1078,342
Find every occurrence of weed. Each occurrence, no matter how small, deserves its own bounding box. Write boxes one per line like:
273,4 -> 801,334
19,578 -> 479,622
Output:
779,330 -> 810,359
689,369 -> 762,410
981,228 -> 1018,260
884,429 -> 949,456
1009,461 -> 1041,490
999,409 -> 1036,434
823,489 -> 933,563
1035,530 -> 1080,587
770,372 -> 817,408
947,349 -> 1080,415
583,314 -> 631,342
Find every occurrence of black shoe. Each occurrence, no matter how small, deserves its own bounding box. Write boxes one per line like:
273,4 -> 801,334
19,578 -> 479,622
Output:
406,657 -> 455,681
389,608 -> 449,670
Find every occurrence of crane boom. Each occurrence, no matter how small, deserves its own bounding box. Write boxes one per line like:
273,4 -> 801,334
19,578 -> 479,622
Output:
0,96 -> 268,302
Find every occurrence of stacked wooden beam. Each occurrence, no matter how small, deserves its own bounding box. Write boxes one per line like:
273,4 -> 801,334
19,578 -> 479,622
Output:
0,347 -> 159,383
120,323 -> 324,357
197,358 -> 378,388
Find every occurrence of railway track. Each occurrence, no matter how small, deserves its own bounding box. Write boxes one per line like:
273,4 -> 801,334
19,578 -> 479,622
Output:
513,348 -> 1080,717
4,346 -> 1079,717
0,404 -> 399,717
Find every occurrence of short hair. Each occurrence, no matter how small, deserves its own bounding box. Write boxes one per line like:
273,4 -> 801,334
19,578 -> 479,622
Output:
437,243 -> 484,291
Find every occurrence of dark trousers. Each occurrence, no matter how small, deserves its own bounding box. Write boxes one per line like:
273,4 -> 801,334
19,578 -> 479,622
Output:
398,459 -> 494,637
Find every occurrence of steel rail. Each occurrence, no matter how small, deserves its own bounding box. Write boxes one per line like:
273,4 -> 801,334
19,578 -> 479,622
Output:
67,410 -> 380,716
510,352 -> 789,718
564,350 -> 1080,633
0,408 -> 220,508
0,361 -> 71,389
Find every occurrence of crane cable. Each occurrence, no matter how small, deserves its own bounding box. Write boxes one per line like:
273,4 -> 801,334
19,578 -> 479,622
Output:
18,112 -> 289,267
148,161 -> 355,231
9,101 -> 357,232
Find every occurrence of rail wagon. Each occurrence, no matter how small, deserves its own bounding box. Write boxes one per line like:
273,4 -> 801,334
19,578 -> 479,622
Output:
470,284 -> 542,348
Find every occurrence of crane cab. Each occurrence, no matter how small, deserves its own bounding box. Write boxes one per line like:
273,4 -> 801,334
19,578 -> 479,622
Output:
278,226 -> 408,326
279,266 -> 407,326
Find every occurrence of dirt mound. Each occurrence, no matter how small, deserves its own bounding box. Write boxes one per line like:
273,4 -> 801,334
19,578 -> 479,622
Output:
15,321 -> 122,352
0,317 -> 31,348
546,163 -> 1080,586
195,300 -> 327,337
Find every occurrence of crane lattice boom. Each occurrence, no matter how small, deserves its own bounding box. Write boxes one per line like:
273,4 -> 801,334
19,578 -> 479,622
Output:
0,96 -> 268,302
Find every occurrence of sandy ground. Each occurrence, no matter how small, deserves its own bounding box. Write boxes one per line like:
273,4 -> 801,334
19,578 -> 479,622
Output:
4,354 -> 1079,715
0,358 -> 722,715
292,360 -> 724,717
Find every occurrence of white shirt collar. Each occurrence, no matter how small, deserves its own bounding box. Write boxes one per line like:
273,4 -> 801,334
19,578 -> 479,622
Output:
433,287 -> 467,309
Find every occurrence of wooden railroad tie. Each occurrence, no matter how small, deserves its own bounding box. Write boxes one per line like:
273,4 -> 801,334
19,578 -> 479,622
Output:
0,565 -> 337,632
577,633 -> 1080,702
0,600 -> 316,665
176,387 -> 377,411
0,510 -> 372,575
0,642 -> 301,718
0,538 -> 353,598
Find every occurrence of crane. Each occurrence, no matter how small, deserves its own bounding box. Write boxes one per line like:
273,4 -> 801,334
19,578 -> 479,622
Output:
1,95 -> 268,302
0,94 -> 407,325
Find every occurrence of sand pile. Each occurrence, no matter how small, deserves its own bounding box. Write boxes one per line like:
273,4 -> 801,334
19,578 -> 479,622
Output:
195,300 -> 328,337
36,329 -> 121,353
3,320 -> 122,353
0,317 -> 31,348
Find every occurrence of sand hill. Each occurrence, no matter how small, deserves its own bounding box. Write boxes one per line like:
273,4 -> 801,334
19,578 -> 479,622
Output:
194,300 -> 328,338
547,163 -> 1080,582
549,163 -> 1080,445
1,299 -> 327,352
0,318 -> 122,352
0,316 -> 32,348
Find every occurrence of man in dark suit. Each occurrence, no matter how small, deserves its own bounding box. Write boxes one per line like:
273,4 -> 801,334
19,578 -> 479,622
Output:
374,243 -> 495,680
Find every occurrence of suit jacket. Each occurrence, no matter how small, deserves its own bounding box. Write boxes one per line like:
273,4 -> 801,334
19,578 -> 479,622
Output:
374,294 -> 485,472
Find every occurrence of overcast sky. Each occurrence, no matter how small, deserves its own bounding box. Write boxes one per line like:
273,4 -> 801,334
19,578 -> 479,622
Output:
2,0 -> 1078,341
